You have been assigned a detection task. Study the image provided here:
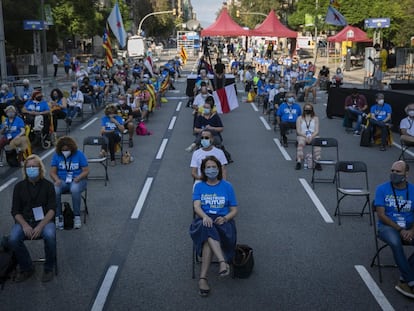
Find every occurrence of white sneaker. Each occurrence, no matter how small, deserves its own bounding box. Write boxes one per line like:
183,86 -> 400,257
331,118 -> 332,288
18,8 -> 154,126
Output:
74,216 -> 82,229
55,217 -> 63,230
185,143 -> 196,152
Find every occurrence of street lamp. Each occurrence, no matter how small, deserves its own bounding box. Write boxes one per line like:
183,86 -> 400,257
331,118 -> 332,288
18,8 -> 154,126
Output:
41,0 -> 47,77
137,9 -> 176,36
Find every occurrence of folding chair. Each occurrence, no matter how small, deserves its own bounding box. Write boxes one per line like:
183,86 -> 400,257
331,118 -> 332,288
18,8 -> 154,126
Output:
399,138 -> 414,162
26,231 -> 58,276
83,136 -> 109,186
311,137 -> 339,188
334,161 -> 372,225
61,188 -> 88,224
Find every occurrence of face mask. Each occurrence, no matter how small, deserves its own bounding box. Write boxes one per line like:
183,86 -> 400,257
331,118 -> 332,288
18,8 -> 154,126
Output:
6,112 -> 15,118
35,96 -> 42,101
390,173 -> 406,185
287,97 -> 295,104
62,151 -> 71,158
200,139 -> 211,148
204,167 -> 219,179
408,110 -> 414,117
308,73 -> 313,77
261,77 -> 265,80
203,108 -> 210,115
304,110 -> 312,115
119,100 -> 125,105
52,95 -> 58,100
26,167 -> 40,180
377,99 -> 384,105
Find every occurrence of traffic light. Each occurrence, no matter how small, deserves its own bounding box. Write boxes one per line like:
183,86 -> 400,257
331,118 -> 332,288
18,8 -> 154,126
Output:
236,10 -> 240,18
172,8 -> 177,16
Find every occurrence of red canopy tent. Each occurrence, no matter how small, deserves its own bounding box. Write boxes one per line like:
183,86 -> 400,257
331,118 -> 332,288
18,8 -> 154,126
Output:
201,8 -> 250,37
250,10 -> 297,38
327,25 -> 372,42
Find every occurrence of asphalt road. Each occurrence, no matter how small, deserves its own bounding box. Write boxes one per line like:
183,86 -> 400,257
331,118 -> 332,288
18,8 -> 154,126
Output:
0,60 -> 413,311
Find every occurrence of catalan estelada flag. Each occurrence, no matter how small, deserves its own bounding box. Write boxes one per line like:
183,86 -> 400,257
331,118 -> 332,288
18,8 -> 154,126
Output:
102,25 -> 113,68
180,46 -> 188,64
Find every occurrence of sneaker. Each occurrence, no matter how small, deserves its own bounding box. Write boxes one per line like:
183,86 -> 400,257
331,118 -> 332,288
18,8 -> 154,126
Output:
55,217 -> 63,230
41,270 -> 54,283
110,160 -> 116,166
380,145 -> 386,151
395,281 -> 414,299
315,163 -> 323,171
185,143 -> 196,153
353,131 -> 360,136
0,161 -> 3,167
295,162 -> 301,170
74,216 -> 81,229
128,139 -> 133,148
15,268 -> 35,283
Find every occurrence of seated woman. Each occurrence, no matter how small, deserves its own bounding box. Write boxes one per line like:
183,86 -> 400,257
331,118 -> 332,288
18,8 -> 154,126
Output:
22,90 -> 51,138
189,156 -> 238,297
186,96 -> 223,152
66,83 -> 84,125
400,103 -> 414,147
0,105 -> 29,166
331,68 -> 343,88
100,104 -> 125,166
295,103 -> 321,170
49,136 -> 89,230
49,88 -> 68,132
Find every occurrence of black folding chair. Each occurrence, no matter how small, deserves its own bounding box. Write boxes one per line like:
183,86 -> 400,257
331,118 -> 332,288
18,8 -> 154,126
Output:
334,161 -> 372,225
83,136 -> 109,186
311,137 -> 339,188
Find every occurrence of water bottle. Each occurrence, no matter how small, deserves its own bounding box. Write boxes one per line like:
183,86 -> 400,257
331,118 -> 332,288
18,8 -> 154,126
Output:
304,162 -> 308,170
58,215 -> 64,229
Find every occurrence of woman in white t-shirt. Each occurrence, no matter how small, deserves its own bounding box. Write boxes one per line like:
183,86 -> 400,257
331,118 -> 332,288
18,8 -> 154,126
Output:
400,103 -> 414,146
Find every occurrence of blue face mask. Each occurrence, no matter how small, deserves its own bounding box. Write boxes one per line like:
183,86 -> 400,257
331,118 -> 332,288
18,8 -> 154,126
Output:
26,167 -> 40,180
287,97 -> 295,104
204,167 -> 219,179
200,139 -> 211,148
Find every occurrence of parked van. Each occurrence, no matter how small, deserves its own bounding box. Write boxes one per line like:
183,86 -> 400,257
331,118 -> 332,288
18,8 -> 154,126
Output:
127,35 -> 146,59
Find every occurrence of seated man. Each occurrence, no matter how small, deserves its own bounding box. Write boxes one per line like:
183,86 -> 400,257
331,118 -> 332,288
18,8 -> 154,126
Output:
367,93 -> 392,151
343,88 -> 368,135
303,71 -> 318,104
15,79 -> 33,113
116,95 -> 135,147
318,66 -> 330,90
0,84 -> 15,117
331,68 -> 344,88
375,160 -> 414,298
277,92 -> 302,147
190,129 -> 228,183
79,77 -> 96,112
400,103 -> 414,147
134,80 -> 151,122
66,83 -> 84,125
22,90 -> 51,138
8,154 -> 56,282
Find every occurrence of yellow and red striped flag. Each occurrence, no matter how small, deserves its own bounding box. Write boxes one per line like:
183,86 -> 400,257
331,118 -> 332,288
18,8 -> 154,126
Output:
180,46 -> 188,64
102,25 -> 113,68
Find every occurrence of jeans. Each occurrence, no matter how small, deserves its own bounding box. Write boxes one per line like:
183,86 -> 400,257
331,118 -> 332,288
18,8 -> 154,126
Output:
378,225 -> 414,286
67,106 -> 81,120
368,119 -> 389,146
9,222 -> 56,272
346,107 -> 364,132
55,179 -> 87,217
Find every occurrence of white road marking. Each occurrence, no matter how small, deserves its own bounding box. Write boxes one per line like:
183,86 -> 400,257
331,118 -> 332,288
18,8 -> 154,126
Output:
168,116 -> 177,130
259,116 -> 272,130
165,96 -> 188,100
81,117 -> 98,130
156,138 -> 168,160
273,138 -> 292,161
354,265 -> 395,311
0,177 -> 18,192
91,265 -> 119,311
176,101 -> 182,111
169,90 -> 180,93
131,177 -> 154,219
250,102 -> 259,112
299,178 -> 334,223
393,142 -> 414,157
40,149 -> 55,160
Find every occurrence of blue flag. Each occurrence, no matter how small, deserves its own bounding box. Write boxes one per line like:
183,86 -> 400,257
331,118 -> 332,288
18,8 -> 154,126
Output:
325,5 -> 347,26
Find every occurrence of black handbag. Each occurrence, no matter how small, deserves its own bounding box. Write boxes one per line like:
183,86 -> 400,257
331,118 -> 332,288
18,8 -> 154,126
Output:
232,244 -> 254,278
360,125 -> 371,147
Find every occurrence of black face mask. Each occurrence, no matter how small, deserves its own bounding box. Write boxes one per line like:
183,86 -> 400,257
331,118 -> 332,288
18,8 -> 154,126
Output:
304,110 -> 312,114
35,96 -> 42,101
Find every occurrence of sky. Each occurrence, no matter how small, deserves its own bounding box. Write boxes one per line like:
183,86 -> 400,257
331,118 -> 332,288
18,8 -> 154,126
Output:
191,0 -> 224,28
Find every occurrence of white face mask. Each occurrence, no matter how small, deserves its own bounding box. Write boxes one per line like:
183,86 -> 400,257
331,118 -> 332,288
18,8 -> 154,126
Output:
62,151 -> 71,158
408,110 -> 414,117
377,99 -> 384,105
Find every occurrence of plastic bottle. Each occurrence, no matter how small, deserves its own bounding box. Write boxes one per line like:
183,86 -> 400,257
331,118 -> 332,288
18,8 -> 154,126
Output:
304,162 -> 308,170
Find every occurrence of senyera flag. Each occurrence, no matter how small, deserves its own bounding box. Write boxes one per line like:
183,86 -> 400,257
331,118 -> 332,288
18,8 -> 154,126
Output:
102,26 -> 113,68
180,46 -> 188,64
107,1 -> 127,48
213,84 -> 239,114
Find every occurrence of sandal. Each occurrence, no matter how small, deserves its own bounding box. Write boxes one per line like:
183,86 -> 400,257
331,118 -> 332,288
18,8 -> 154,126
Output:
198,277 -> 210,297
218,261 -> 230,277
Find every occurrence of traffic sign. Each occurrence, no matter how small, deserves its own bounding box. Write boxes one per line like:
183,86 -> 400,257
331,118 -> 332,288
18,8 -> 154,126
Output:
23,20 -> 48,30
364,18 -> 390,28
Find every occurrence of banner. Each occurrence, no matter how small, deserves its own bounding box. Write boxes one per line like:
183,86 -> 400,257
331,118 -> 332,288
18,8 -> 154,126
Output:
213,84 -> 239,114
102,26 -> 113,68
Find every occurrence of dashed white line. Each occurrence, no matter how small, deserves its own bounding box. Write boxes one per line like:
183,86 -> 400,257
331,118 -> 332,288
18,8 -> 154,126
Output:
40,149 -> 55,160
81,117 -> 98,130
0,177 -> 18,192
393,142 -> 414,157
273,138 -> 292,161
168,116 -> 177,130
131,177 -> 154,219
91,265 -> 119,311
299,178 -> 334,223
354,265 -> 395,311
156,138 -> 168,160
259,116 -> 272,130
176,101 -> 182,111
250,102 -> 259,112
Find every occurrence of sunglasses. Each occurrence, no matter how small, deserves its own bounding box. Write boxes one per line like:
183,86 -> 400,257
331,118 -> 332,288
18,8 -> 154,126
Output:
201,136 -> 211,139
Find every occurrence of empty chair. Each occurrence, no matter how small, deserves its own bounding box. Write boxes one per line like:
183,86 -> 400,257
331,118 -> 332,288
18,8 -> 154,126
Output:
311,137 -> 339,188
83,136 -> 109,186
334,161 -> 372,225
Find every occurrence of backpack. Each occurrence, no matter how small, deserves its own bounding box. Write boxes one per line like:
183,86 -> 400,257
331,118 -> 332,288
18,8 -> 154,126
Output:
0,236 -> 17,290
135,122 -> 152,136
232,244 -> 254,279
63,202 -> 74,230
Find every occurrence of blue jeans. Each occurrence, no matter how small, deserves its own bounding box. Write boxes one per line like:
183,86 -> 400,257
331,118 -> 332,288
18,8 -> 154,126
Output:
67,106 -> 81,119
368,119 -> 389,146
378,225 -> 414,286
9,222 -> 56,272
347,107 -> 364,132
55,179 -> 87,217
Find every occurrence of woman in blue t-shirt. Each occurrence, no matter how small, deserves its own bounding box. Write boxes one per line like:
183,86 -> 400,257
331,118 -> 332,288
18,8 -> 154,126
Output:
50,136 -> 89,229
190,155 -> 238,297
100,104 -> 125,165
